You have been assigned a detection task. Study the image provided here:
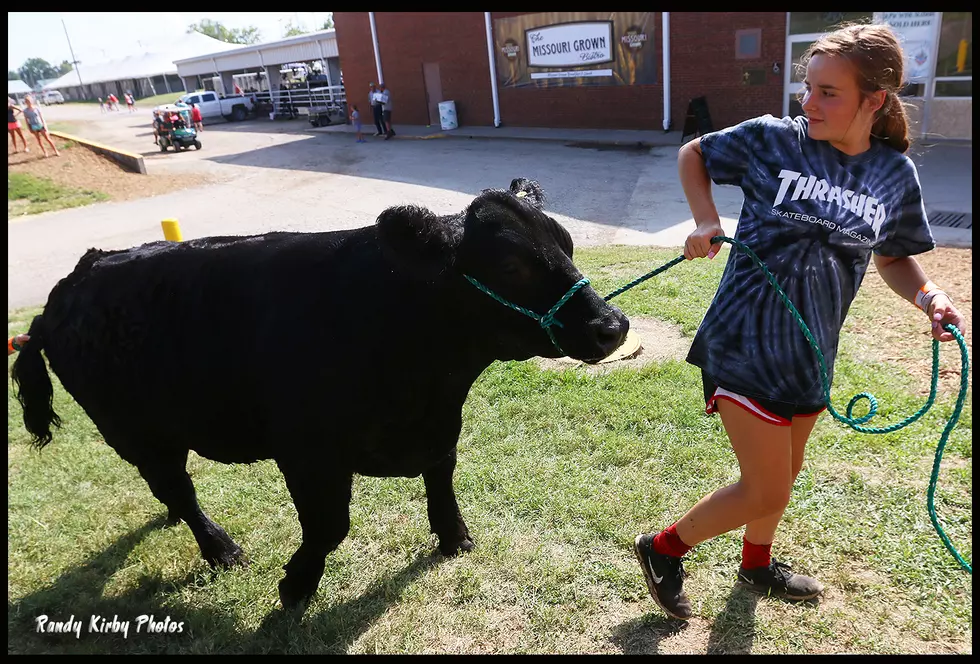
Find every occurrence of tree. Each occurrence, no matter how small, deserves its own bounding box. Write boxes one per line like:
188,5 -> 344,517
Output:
187,19 -> 261,45
8,70 -> 19,81
282,20 -> 308,38
57,60 -> 74,76
321,14 -> 334,30
17,58 -> 60,88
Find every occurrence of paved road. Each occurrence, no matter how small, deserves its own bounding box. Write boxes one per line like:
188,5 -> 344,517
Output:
8,103 -> 971,310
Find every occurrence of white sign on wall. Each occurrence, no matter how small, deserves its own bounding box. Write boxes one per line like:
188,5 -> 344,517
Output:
873,12 -> 939,80
526,22 -> 614,68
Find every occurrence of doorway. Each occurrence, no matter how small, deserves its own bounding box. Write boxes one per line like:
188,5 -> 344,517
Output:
422,62 -> 443,127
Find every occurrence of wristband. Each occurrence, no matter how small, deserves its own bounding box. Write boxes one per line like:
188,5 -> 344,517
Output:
9,337 -> 22,353
914,281 -> 943,312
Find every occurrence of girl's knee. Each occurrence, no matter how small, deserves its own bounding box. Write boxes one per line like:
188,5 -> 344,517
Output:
744,480 -> 792,516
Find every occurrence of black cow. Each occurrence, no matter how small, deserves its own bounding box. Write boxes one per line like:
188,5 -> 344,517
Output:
13,178 -> 629,612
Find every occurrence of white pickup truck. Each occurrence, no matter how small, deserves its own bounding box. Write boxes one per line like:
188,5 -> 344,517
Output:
175,91 -> 254,122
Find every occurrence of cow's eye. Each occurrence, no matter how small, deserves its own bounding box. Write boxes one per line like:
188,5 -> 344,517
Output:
500,258 -> 523,275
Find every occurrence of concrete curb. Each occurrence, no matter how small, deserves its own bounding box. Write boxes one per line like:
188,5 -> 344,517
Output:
48,130 -> 147,175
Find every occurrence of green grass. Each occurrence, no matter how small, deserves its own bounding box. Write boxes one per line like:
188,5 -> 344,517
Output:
7,170 -> 109,217
7,245 -> 972,654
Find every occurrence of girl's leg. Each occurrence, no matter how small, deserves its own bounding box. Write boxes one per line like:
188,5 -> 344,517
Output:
42,130 -> 60,156
8,129 -> 16,152
634,401 -> 793,620
736,411 -> 825,599
674,400 -> 794,548
33,130 -> 48,156
743,412 -> 819,545
17,128 -> 28,151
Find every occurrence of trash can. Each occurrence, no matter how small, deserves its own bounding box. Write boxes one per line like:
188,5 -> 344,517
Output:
438,100 -> 458,131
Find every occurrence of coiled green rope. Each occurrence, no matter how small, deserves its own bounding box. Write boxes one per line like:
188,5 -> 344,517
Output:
603,235 -> 971,573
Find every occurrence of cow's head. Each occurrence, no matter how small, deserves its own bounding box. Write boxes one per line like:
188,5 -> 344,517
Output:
377,178 -> 629,363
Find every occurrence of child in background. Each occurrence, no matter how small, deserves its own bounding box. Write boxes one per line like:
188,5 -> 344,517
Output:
351,105 -> 365,143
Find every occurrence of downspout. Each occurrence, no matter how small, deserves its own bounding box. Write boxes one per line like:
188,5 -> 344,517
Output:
369,12 -> 384,85
662,12 -> 671,131
484,12 -> 502,127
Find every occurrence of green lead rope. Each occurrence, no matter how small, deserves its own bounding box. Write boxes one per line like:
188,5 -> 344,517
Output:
602,236 -> 971,574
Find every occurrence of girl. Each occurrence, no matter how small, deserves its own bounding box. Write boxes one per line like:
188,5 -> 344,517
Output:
23,95 -> 60,158
351,104 -> 365,143
633,23 -> 967,621
8,97 -> 28,153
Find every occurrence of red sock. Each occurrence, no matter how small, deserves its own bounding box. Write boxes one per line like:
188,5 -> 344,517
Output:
741,537 -> 772,569
652,523 -> 692,558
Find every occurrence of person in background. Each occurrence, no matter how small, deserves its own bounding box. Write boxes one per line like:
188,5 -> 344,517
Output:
379,83 -> 395,140
23,95 -> 60,158
8,97 -> 29,153
191,103 -> 203,132
350,104 -> 365,143
152,110 -> 164,145
98,97 -> 106,113
368,82 -> 384,137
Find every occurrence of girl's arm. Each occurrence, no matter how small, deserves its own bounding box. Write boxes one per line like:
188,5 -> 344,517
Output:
873,254 -> 966,342
679,138 -> 724,260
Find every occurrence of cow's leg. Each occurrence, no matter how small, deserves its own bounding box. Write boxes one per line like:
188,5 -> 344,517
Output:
134,451 -> 245,568
423,448 -> 474,556
276,459 -> 353,611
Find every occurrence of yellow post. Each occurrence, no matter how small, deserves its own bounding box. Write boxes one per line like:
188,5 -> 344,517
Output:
161,218 -> 183,242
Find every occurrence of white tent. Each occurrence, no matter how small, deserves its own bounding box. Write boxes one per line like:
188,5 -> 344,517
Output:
45,31 -> 242,90
8,79 -> 32,95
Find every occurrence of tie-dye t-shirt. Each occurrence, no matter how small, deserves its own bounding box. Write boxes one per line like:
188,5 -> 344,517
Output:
687,114 -> 935,406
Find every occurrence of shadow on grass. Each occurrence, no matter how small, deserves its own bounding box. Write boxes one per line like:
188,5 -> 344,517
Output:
610,612 -> 691,654
706,584 -> 761,654
9,514 -> 448,654
246,551 -> 443,654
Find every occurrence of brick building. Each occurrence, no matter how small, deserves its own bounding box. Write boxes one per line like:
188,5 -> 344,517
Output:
334,11 -> 972,139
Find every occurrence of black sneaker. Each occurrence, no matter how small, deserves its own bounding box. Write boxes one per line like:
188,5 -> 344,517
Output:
737,560 -> 824,600
633,533 -> 692,620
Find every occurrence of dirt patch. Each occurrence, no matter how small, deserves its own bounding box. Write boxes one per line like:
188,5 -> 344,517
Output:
535,317 -> 689,373
7,141 -> 209,205
852,247 -> 972,395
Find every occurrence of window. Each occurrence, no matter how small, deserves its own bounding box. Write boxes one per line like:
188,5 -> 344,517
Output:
936,12 -> 972,77
790,40 -> 816,83
934,12 -> 971,97
188,95 -> 200,105
789,12 -> 873,35
735,29 -> 761,59
203,93 -> 217,102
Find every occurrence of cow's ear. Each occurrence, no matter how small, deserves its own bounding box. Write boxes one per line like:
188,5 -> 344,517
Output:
377,204 -> 459,279
509,178 -> 545,209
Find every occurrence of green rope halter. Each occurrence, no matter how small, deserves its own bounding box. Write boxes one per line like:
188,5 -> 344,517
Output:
464,274 -> 591,355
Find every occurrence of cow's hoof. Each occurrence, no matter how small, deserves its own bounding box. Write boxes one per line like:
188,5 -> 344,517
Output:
278,576 -> 314,613
205,544 -> 248,569
438,534 -> 475,557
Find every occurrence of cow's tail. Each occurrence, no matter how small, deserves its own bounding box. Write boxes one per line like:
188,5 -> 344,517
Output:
11,315 -> 62,448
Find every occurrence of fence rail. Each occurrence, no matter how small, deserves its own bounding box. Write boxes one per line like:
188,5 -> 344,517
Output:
251,85 -> 347,122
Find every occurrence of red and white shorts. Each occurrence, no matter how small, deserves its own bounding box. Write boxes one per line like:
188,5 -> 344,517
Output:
701,370 -> 825,426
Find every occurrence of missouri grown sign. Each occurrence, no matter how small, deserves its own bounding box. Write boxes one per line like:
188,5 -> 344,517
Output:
494,11 -> 656,88
526,22 -> 614,68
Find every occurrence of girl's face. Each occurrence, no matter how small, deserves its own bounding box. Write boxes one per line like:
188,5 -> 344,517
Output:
801,54 -> 885,155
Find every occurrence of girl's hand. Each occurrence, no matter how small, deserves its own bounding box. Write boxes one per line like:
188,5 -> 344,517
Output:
684,221 -> 725,260
927,293 -> 966,342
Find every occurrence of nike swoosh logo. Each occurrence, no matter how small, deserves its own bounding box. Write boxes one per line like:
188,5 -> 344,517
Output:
647,559 -> 663,584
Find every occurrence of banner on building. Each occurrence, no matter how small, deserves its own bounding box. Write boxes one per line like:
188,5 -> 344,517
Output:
494,12 -> 656,88
872,12 -> 939,80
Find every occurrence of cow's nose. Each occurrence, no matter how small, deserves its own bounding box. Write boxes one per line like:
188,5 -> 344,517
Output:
593,311 -> 629,356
